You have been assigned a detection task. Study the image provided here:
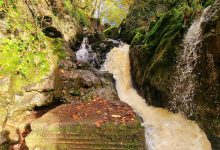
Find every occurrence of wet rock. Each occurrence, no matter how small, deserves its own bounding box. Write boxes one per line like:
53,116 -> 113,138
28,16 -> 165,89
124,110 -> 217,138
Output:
90,39 -> 120,69
54,58 -> 119,102
42,26 -> 63,38
0,0 -> 79,144
26,99 -> 146,150
126,0 -> 220,148
15,91 -> 54,108
0,131 -> 10,145
0,11 -> 5,19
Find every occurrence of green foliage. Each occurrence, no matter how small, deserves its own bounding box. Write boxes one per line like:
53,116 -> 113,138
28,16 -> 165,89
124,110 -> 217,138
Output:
0,0 -> 4,6
126,0 -> 215,89
131,32 -> 145,46
63,0 -> 90,26
103,26 -> 118,38
0,4 -> 66,91
201,0 -> 215,7
76,9 -> 90,26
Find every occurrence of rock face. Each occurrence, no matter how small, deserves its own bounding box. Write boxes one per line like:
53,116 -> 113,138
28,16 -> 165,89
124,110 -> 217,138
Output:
0,1 -> 146,149
0,0 -> 79,144
122,0 -> 219,149
25,0 -> 80,44
26,99 -> 146,150
54,57 -> 119,102
90,39 -> 121,68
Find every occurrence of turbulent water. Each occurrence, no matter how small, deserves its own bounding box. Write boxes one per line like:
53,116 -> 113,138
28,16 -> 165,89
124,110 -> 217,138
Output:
103,45 -> 211,150
170,8 -> 209,116
76,37 -> 90,61
76,37 -> 98,66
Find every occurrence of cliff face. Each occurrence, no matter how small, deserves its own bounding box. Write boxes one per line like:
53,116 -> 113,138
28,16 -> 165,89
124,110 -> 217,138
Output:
0,0 -> 82,143
0,1 -> 146,149
121,0 -> 220,148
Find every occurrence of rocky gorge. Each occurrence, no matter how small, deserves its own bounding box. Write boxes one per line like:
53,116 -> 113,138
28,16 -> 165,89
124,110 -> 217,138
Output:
0,0 -> 145,149
120,0 -> 220,149
0,0 -> 219,150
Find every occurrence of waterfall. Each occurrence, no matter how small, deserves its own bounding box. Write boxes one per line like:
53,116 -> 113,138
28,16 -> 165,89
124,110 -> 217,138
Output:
170,8 -> 209,116
76,37 -> 90,62
76,37 -> 98,66
103,44 -> 211,150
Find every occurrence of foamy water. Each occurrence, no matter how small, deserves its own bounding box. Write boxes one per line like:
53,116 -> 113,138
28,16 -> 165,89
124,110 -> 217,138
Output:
103,45 -> 211,150
76,37 -> 90,61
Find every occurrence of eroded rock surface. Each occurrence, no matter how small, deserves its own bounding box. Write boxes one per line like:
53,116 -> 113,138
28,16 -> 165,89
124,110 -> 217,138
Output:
26,98 -> 146,150
54,57 -> 119,102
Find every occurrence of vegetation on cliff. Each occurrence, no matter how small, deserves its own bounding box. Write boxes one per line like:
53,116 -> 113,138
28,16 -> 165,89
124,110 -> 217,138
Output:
120,0 -> 215,92
121,0 -> 219,148
0,1 -> 140,149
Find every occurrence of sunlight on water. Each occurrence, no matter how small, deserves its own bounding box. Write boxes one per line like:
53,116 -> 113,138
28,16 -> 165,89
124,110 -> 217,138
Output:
103,44 -> 211,150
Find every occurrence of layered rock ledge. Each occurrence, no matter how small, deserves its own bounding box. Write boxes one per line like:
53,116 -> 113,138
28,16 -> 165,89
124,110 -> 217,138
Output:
26,98 -> 146,150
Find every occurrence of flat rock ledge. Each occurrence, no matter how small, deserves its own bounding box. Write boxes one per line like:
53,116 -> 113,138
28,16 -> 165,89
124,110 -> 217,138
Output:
26,98 -> 146,150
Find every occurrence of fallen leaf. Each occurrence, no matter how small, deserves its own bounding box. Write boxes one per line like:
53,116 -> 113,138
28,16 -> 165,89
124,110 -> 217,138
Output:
111,115 -> 121,118
95,120 -> 103,127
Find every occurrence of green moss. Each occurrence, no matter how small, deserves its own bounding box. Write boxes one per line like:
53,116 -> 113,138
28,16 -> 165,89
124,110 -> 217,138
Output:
0,4 -> 68,92
128,0 -> 213,89
202,0 -> 215,7
51,38 -> 67,59
131,32 -> 145,46
103,26 -> 118,38
0,143 -> 9,150
27,122 -> 145,150
140,8 -> 184,79
0,0 -> 4,7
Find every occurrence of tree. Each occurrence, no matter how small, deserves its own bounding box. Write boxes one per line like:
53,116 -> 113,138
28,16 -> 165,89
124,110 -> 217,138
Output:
69,0 -> 134,25
93,0 -> 134,25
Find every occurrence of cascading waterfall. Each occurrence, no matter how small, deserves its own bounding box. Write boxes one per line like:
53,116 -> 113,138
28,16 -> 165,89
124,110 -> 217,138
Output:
103,44 -> 211,150
170,8 -> 209,116
76,37 -> 98,67
76,37 -> 90,61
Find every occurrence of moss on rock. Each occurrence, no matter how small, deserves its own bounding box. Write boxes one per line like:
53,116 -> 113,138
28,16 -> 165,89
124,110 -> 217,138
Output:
0,0 -> 80,143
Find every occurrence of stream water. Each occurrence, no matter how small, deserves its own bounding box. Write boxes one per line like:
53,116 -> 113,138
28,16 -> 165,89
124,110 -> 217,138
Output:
76,37 -> 98,66
102,44 -> 211,150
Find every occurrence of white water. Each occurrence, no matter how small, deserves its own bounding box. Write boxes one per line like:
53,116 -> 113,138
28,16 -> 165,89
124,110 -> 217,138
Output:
170,8 -> 210,116
103,44 -> 211,150
76,37 -> 90,61
76,37 -> 98,67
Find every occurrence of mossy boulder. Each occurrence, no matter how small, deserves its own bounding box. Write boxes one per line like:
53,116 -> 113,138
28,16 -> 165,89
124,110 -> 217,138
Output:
124,0 -> 219,148
26,99 -> 146,150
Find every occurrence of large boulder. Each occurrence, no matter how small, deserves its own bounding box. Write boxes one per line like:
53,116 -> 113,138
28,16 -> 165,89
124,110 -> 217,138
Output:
26,98 -> 146,150
54,57 -> 119,102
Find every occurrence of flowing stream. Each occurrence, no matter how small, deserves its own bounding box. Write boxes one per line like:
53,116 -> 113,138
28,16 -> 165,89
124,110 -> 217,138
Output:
102,44 -> 211,150
76,37 -> 90,62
